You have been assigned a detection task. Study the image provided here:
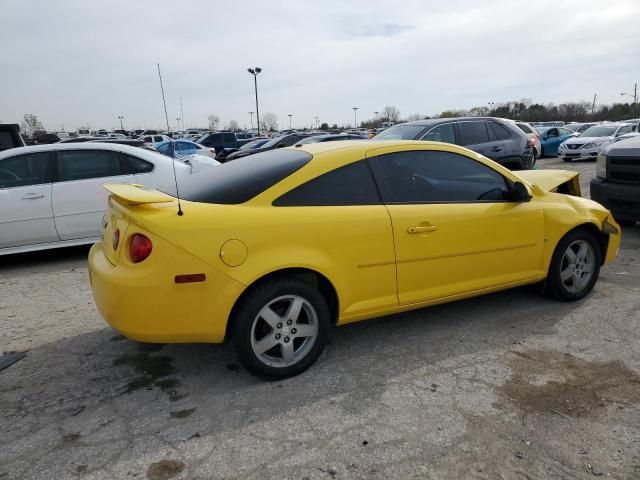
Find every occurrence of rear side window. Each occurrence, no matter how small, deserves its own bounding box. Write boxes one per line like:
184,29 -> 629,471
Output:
488,122 -> 512,140
458,122 -> 490,145
172,149 -> 312,204
517,124 -> 533,134
223,133 -> 235,143
0,152 -> 51,188
274,160 -> 381,206
280,135 -> 303,147
422,123 -> 455,143
125,155 -> 154,174
59,150 -> 124,181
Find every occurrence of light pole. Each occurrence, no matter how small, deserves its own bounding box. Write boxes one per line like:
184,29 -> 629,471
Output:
247,67 -> 262,135
176,118 -> 181,132
353,107 -> 359,129
117,115 -> 124,130
288,114 -> 293,129
314,116 -> 319,129
621,83 -> 638,118
249,111 -> 254,131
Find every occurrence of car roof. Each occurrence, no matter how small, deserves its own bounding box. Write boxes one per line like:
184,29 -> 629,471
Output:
0,141 -> 168,161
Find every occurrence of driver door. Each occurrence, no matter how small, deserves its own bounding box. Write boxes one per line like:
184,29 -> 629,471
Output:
367,147 -> 545,304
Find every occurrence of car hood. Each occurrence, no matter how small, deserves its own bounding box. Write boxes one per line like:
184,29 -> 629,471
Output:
565,136 -> 613,144
515,169 -> 580,194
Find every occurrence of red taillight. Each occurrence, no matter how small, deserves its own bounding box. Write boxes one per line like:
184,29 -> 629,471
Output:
527,138 -> 536,147
535,133 -> 541,140
210,148 -> 216,154
112,229 -> 120,250
130,234 -> 152,263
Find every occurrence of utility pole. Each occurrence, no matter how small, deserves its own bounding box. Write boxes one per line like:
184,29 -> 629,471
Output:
591,94 -> 597,117
247,68 -> 262,135
621,82 -> 638,118
180,97 -> 185,131
314,116 -> 319,129
249,111 -> 254,130
352,107 -> 359,129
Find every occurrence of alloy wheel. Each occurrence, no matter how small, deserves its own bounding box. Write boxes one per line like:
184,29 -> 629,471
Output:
250,295 -> 319,368
560,240 -> 596,294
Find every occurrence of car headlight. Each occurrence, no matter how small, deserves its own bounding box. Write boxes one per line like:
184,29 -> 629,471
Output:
596,154 -> 607,179
582,142 -> 599,149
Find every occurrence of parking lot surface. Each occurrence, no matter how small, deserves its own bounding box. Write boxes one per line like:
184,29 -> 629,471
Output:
1,157 -> 639,480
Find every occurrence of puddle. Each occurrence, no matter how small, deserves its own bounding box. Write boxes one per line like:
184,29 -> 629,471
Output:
113,352 -> 187,400
498,350 -> 640,417
147,459 -> 185,480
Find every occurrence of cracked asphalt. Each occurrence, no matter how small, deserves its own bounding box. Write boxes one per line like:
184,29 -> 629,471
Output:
1,157 -> 639,480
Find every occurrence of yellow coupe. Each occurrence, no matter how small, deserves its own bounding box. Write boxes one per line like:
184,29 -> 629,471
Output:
88,141 -> 620,378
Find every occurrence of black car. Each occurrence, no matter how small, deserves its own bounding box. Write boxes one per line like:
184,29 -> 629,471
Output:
295,133 -> 367,146
225,133 -> 317,160
0,124 -> 26,151
374,117 -> 534,170
197,131 -> 255,154
32,132 -> 61,144
591,135 -> 640,226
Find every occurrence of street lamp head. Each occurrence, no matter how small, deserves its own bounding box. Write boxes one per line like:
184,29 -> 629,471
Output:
255,67 -> 262,74
247,68 -> 255,74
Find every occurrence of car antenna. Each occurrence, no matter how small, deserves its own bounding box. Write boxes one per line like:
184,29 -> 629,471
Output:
157,62 -> 183,216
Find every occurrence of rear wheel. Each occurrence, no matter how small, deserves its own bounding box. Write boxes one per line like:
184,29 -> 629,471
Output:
231,279 -> 330,379
545,229 -> 601,301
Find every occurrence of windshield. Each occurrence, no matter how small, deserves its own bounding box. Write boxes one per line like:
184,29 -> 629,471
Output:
565,124 -> 582,132
163,149 -> 312,204
240,138 -> 268,150
297,136 -> 326,145
580,125 -> 617,137
373,125 -> 425,140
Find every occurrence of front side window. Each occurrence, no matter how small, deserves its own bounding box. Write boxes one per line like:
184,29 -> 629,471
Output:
371,150 -> 510,203
457,122 -> 490,145
422,123 -> 455,143
546,128 -> 559,138
617,125 -> 632,136
0,152 -> 51,188
279,135 -> 303,147
59,150 -> 123,181
274,160 -> 381,206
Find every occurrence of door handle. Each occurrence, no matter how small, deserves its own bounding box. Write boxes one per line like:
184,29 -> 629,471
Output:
491,146 -> 502,152
22,193 -> 45,200
408,225 -> 437,234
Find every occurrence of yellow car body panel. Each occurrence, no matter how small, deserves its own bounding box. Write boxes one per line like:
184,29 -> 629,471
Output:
89,140 -> 620,343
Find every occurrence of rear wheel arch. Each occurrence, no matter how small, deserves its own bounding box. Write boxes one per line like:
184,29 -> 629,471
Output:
225,267 -> 339,341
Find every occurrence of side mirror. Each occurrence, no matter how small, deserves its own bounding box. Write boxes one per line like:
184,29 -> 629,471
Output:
512,181 -> 531,202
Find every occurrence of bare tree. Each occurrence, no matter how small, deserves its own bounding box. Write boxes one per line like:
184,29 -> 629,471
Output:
20,113 -> 44,136
207,114 -> 220,130
405,113 -> 424,121
383,105 -> 400,122
226,120 -> 240,131
260,112 -> 279,132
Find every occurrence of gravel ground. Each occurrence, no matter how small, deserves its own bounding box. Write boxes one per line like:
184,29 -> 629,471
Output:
1,157 -> 639,480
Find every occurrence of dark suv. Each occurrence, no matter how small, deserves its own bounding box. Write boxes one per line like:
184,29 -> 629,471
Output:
374,117 -> 534,170
196,131 -> 255,153
591,136 -> 640,226
225,133 -> 316,161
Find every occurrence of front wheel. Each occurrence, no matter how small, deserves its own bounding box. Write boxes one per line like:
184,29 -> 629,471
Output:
545,229 -> 601,301
231,279 -> 330,379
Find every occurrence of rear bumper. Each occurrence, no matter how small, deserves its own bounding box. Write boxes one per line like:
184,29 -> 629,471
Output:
591,178 -> 640,221
88,241 -> 245,343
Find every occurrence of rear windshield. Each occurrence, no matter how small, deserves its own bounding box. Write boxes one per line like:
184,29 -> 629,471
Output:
373,125 -> 426,140
165,149 -> 312,204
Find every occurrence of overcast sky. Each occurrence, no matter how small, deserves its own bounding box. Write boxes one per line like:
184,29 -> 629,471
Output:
2,0 -> 639,131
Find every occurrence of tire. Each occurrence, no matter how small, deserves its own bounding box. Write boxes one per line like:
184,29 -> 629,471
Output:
562,157 -> 573,162
540,146 -> 545,158
231,278 -> 330,379
545,229 -> 602,301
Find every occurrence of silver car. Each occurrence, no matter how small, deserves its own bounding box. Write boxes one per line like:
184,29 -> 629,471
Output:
514,121 -> 542,160
558,123 -> 635,162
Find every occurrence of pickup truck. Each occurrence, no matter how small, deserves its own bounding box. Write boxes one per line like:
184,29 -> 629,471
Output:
0,124 -> 27,152
591,136 -> 640,225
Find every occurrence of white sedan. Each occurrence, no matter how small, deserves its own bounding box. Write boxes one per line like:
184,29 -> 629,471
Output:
0,143 -> 218,255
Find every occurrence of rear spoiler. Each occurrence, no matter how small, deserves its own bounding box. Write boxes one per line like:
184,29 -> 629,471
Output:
103,184 -> 174,205
515,170 -> 581,196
